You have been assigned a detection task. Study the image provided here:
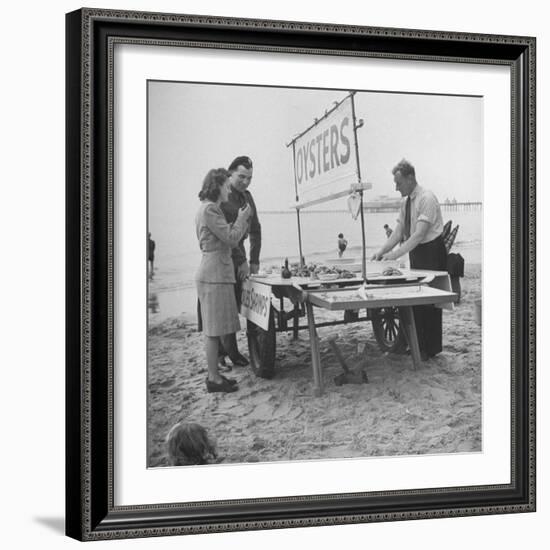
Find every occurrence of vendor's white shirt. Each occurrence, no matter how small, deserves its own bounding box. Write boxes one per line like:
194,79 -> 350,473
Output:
396,184 -> 444,244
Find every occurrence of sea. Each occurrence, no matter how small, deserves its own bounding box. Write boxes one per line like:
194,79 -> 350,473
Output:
148,209 -> 482,322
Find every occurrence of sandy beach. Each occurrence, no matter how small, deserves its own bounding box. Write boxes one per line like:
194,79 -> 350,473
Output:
147,263 -> 482,467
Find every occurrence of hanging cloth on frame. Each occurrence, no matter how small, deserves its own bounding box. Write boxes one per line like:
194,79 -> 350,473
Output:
347,192 -> 362,220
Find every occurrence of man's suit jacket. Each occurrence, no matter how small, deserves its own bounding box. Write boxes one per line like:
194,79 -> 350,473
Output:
220,187 -> 261,267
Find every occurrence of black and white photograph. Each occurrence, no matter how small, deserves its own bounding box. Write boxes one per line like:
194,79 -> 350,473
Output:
147,81 -> 483,468
56,1 -> 537,544
2,0 -> 544,545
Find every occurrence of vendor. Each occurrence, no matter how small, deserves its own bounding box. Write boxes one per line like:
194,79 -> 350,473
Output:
371,159 -> 446,359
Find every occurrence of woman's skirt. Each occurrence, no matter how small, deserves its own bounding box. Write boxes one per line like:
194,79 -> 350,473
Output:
196,282 -> 241,337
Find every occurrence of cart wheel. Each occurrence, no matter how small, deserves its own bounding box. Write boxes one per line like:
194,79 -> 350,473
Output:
371,307 -> 408,354
247,307 -> 276,379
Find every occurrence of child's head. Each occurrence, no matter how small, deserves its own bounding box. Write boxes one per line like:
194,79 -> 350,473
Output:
166,422 -> 217,466
338,233 -> 344,238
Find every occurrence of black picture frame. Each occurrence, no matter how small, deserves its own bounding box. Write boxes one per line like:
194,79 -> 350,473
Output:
66,8 -> 536,541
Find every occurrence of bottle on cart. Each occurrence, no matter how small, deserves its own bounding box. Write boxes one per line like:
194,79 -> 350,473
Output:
281,257 -> 292,279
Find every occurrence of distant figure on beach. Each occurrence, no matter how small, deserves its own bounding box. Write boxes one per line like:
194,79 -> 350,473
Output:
218,155 -> 262,368
371,159 -> 446,360
195,168 -> 251,393
148,292 -> 159,314
166,421 -> 217,466
337,233 -> 348,257
148,232 -> 155,278
383,224 -> 393,238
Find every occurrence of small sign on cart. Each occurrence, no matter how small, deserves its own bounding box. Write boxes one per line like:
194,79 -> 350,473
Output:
240,279 -> 272,330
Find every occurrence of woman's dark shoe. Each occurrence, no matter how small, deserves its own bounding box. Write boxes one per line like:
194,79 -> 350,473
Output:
229,352 -> 249,367
206,377 -> 238,393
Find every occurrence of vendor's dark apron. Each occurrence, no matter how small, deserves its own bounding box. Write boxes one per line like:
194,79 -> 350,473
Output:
409,234 -> 447,357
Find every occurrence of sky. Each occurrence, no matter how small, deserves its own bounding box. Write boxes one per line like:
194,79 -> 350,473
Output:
148,81 -> 483,247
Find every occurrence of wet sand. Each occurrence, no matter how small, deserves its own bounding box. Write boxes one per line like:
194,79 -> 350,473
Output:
147,263 -> 481,467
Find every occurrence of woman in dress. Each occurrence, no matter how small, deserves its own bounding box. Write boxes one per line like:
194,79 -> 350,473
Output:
195,168 -> 251,393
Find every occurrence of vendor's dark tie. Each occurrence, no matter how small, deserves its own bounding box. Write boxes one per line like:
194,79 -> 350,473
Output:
404,196 -> 411,240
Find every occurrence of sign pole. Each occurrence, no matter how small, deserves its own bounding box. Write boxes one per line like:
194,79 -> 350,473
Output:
291,142 -> 305,267
350,92 -> 366,282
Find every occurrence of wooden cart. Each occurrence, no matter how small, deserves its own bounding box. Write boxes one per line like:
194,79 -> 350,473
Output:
242,93 -> 457,394
244,269 -> 457,395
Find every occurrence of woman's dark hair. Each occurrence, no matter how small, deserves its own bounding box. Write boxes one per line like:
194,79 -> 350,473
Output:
198,168 -> 229,201
338,233 -> 344,238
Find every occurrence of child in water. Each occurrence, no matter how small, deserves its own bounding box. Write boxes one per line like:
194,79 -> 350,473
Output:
337,233 -> 348,257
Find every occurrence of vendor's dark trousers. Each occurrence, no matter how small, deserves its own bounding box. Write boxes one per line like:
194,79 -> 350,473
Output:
409,235 -> 447,357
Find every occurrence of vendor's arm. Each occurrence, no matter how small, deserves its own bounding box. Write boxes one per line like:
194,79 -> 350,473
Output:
382,221 -> 430,260
382,193 -> 439,260
371,224 -> 403,260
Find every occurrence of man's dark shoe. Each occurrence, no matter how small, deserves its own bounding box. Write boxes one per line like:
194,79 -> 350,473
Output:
218,356 -> 232,372
229,353 -> 249,367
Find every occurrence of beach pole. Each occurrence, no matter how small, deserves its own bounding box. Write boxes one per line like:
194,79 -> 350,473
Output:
296,209 -> 304,267
359,191 -> 366,281
291,142 -> 305,267
350,92 -> 366,282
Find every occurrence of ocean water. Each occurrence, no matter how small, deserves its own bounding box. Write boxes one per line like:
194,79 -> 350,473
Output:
148,209 -> 481,322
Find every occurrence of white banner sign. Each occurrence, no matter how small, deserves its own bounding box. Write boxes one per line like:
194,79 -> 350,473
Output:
240,279 -> 272,330
293,95 -> 358,206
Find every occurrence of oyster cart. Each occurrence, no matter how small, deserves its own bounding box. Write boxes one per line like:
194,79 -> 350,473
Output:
245,268 -> 457,395
242,91 -> 457,394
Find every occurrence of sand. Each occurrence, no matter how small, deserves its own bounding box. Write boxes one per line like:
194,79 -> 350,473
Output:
147,264 -> 482,467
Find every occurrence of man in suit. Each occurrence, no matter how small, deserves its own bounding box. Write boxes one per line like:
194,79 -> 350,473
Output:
372,159 -> 447,359
219,156 -> 262,366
